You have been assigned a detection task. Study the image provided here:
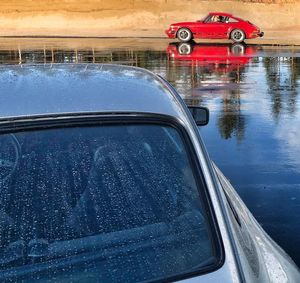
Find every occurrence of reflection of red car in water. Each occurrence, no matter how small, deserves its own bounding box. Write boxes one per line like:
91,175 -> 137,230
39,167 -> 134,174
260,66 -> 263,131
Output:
165,12 -> 264,43
167,42 -> 258,73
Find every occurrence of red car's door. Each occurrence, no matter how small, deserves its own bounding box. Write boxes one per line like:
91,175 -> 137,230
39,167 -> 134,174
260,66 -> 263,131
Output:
189,22 -> 207,38
202,22 -> 228,39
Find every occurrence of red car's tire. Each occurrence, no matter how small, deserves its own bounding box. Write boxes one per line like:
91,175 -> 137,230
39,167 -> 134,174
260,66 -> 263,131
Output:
177,28 -> 193,42
230,29 -> 245,43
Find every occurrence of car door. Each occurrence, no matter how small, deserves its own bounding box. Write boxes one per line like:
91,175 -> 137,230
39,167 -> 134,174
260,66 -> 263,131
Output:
189,21 -> 207,39
204,22 -> 228,38
201,15 -> 229,38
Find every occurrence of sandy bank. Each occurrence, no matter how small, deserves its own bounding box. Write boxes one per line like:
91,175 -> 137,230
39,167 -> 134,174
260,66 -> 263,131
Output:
0,1 -> 299,44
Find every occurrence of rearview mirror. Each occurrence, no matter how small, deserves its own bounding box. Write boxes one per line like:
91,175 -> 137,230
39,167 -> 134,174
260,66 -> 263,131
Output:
188,106 -> 209,126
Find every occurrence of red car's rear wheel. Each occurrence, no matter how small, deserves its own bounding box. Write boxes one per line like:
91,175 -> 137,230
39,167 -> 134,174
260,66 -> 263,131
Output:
177,28 -> 192,42
230,29 -> 245,43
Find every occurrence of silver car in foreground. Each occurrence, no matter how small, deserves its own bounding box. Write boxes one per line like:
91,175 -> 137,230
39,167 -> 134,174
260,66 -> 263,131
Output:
0,64 -> 299,282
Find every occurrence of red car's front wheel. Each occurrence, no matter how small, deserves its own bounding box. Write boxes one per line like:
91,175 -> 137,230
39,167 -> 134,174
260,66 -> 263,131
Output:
230,29 -> 245,43
177,28 -> 192,42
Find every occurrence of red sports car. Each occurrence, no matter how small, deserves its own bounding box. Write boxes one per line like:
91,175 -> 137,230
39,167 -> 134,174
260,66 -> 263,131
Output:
165,12 -> 264,43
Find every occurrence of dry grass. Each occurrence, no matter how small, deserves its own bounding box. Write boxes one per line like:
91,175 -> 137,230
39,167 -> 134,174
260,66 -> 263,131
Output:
0,0 -> 298,40
228,0 -> 297,2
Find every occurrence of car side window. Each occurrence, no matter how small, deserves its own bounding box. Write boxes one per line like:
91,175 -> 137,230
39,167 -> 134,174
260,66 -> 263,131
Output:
205,15 -> 226,23
228,17 -> 239,23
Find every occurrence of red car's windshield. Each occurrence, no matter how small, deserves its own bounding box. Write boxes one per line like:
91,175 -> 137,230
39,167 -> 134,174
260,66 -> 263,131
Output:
201,15 -> 210,22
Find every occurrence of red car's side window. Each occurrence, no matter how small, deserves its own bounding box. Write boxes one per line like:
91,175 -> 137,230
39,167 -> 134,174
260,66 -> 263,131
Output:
205,15 -> 227,24
228,17 -> 239,23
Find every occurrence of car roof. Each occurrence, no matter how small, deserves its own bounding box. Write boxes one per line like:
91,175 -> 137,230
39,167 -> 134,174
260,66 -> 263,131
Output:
208,12 -> 233,17
0,64 -> 187,122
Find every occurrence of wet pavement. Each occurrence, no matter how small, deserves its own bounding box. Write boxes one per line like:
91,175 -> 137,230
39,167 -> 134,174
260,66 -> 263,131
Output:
0,38 -> 300,267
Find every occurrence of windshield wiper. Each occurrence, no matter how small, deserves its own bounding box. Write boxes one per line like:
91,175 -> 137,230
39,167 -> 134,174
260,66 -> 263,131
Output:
0,240 -> 25,265
28,238 -> 49,258
0,238 -> 51,266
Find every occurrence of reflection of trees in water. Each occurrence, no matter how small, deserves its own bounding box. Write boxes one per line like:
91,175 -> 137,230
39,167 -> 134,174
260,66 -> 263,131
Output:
166,60 -> 248,141
3,47 -> 299,142
218,64 -> 247,141
0,48 -> 170,86
0,48 -> 167,66
165,61 -> 248,95
211,65 -> 247,141
264,57 -> 300,120
0,47 -> 252,141
165,63 -> 204,97
217,91 -> 246,141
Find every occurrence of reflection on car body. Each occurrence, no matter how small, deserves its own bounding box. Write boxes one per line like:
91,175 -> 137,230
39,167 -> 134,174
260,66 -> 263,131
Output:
167,42 -> 257,63
167,42 -> 258,75
0,64 -> 299,282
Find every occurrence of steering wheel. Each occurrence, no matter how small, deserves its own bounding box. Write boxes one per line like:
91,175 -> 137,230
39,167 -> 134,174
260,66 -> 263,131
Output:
0,134 -> 20,183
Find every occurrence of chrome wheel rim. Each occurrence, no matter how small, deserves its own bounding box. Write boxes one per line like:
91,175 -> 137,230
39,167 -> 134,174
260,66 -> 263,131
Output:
233,31 -> 243,41
179,30 -> 189,40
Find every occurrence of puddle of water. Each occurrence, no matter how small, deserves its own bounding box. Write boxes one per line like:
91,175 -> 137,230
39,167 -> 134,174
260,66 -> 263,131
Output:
0,38 -> 299,266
